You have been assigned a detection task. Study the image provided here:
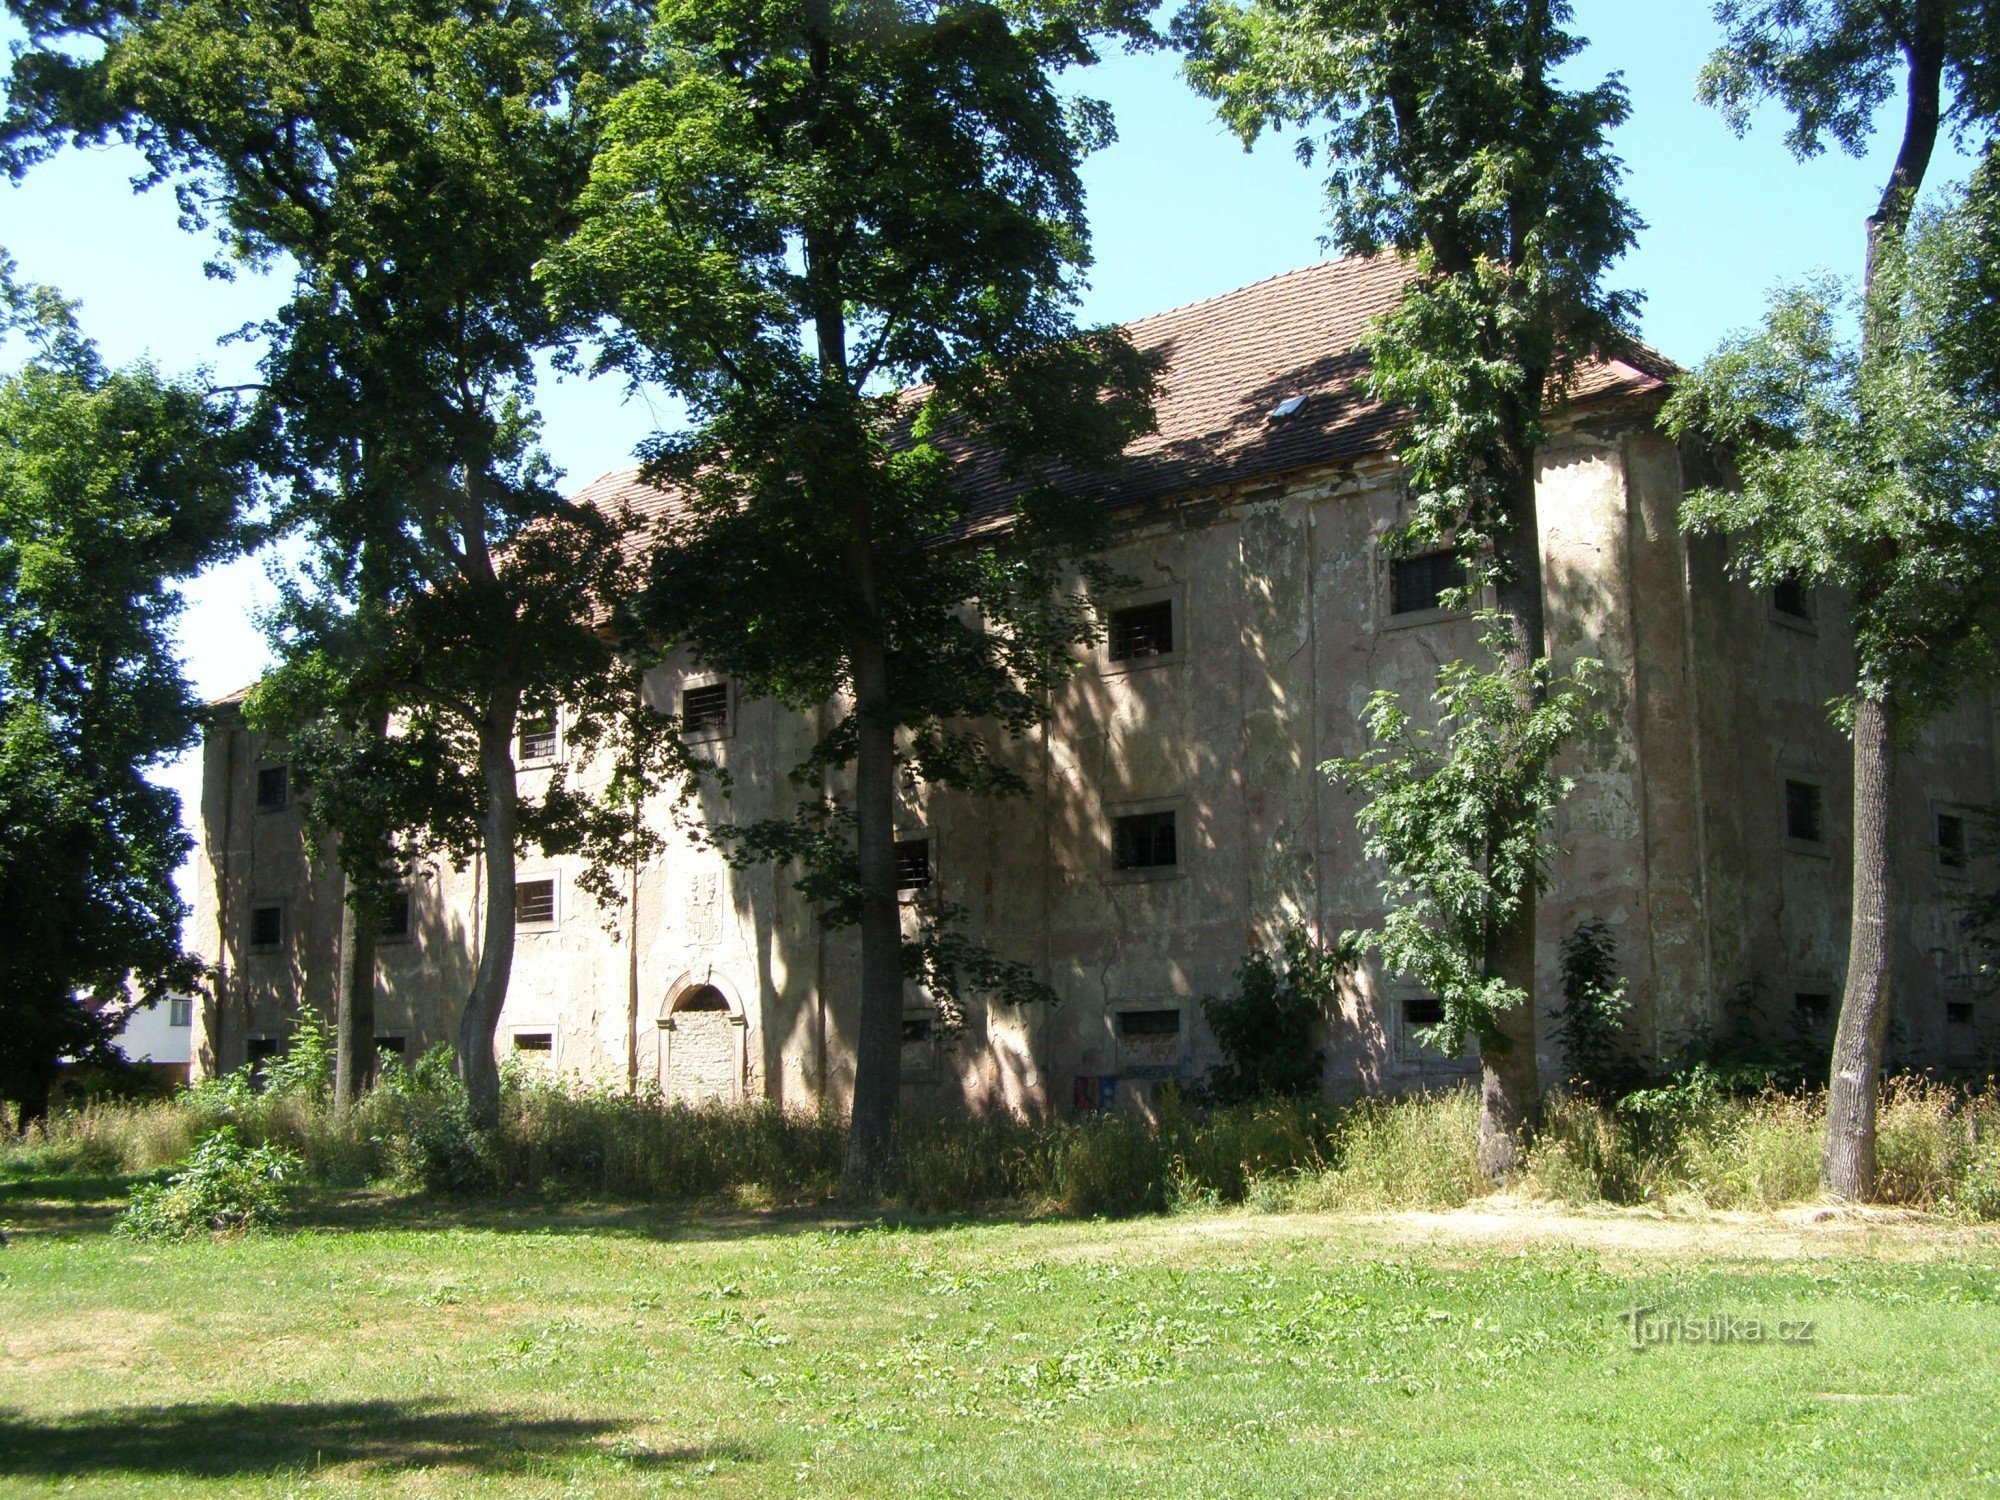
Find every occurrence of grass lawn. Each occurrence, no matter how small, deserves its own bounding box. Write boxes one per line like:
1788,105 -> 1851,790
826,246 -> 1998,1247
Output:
2,1178 -> 1999,1497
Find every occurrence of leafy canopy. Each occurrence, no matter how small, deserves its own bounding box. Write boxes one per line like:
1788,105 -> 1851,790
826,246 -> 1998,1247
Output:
544,0 -> 1160,1004
1662,165 -> 2000,719
0,260 -> 254,1108
1325,620 -> 1604,1054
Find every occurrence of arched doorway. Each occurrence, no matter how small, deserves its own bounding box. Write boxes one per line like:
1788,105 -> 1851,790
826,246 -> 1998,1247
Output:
662,983 -> 742,1103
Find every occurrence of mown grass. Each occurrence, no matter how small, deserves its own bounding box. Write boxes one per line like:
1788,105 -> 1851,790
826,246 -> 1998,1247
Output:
0,1179 -> 1997,1497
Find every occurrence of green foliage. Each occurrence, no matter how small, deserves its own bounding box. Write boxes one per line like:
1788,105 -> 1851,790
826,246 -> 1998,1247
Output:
1663,174 -> 2000,719
0,261 -> 254,1119
115,1128 -> 301,1240
259,1010 -> 335,1103
1178,0 -> 1640,558
1326,620 -> 1604,1054
1699,2 -> 2000,165
543,0 -> 1161,1163
1195,925 -> 1356,1105
1550,918 -> 1632,1095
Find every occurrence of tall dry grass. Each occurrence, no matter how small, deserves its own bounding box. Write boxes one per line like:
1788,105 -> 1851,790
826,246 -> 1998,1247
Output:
7,1060 -> 1998,1220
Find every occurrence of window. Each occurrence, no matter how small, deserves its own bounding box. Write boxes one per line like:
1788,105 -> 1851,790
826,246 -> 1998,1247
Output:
1947,1001 -> 1976,1028
1112,810 -> 1178,872
374,1034 -> 408,1055
1403,997 -> 1445,1029
681,682 -> 730,736
249,902 -> 283,951
512,1032 -> 553,1052
515,879 -> 556,926
1784,779 -> 1824,845
1391,550 -> 1467,617
1938,811 -> 1969,870
1773,576 -> 1814,622
245,1037 -> 279,1070
895,838 -> 932,893
519,706 -> 559,763
900,1014 -> 937,1079
901,1016 -> 934,1045
1108,599 -> 1174,663
378,887 -> 413,940
1794,992 -> 1832,1027
167,996 -> 192,1028
1115,1007 -> 1183,1071
255,765 -> 289,812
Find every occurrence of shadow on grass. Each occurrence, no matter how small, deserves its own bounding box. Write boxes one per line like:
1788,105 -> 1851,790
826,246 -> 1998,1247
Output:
0,1174 -> 139,1236
292,1188 -> 1056,1244
0,1399 -> 747,1479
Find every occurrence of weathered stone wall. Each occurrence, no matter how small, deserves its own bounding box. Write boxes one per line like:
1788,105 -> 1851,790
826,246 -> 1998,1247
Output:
187,407 -> 1996,1105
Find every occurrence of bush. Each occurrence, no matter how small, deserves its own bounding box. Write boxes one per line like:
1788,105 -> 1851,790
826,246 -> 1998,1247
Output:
1195,928 -> 1354,1105
1550,919 -> 1632,1095
1283,1089 -> 1485,1210
116,1128 -> 301,1240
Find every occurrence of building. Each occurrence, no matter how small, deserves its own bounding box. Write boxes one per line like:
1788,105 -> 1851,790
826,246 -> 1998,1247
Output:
185,256 -> 1997,1112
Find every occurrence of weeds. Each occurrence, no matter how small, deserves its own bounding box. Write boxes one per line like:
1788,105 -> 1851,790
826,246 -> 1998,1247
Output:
10,1059 -> 2000,1222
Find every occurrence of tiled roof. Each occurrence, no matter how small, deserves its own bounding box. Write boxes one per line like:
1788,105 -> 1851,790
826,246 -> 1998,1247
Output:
521,255 -> 1674,546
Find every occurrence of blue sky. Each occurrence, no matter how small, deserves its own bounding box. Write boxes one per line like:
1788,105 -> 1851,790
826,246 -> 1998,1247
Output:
0,0 -> 1976,857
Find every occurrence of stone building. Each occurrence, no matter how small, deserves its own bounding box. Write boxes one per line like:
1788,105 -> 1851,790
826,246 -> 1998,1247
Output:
186,256 -> 1997,1111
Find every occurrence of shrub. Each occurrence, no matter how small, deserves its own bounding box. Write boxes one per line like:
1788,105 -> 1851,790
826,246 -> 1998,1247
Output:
1195,927 -> 1355,1105
116,1128 -> 301,1240
1550,919 -> 1632,1095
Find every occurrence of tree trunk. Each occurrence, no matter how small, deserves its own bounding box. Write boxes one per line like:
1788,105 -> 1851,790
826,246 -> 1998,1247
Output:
458,711 -> 520,1131
1477,452 -> 1549,1179
1825,691 -> 1897,1199
1821,18 -> 1938,1200
843,628 -> 904,1193
334,708 -> 392,1111
334,892 -> 379,1110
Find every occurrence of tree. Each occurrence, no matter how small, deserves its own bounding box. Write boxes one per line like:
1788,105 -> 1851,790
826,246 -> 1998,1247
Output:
1663,166 -> 2000,1194
3,0 -> 672,1127
0,261 -> 253,1125
543,0 -> 1159,1186
1178,0 -> 1640,1174
1681,0 -> 2000,1198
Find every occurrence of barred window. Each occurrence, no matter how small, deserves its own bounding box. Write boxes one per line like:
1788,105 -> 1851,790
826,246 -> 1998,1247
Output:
895,839 -> 932,893
681,682 -> 730,735
1391,551 -> 1467,616
1112,811 -> 1178,872
1109,600 -> 1174,662
255,765 -> 289,811
1785,780 -> 1824,844
515,879 -> 556,926
519,707 -> 559,763
249,903 -> 283,950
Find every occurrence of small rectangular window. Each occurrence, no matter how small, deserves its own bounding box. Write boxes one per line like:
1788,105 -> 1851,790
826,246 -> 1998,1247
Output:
1772,576 -> 1813,621
1108,599 -> 1174,662
1947,1001 -> 1975,1028
681,682 -> 730,735
512,1032 -> 553,1052
1938,812 -> 1969,870
901,1016 -> 933,1045
1116,1008 -> 1182,1038
1784,779 -> 1824,844
249,902 -> 283,950
895,838 -> 932,893
378,887 -> 412,940
519,707 -> 559,763
1795,992 -> 1832,1026
245,1037 -> 280,1070
168,996 -> 193,1028
1391,551 -> 1467,616
1112,810 -> 1179,872
515,879 -> 556,926
255,765 -> 289,812
374,1034 -> 408,1055
1403,997 -> 1445,1029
